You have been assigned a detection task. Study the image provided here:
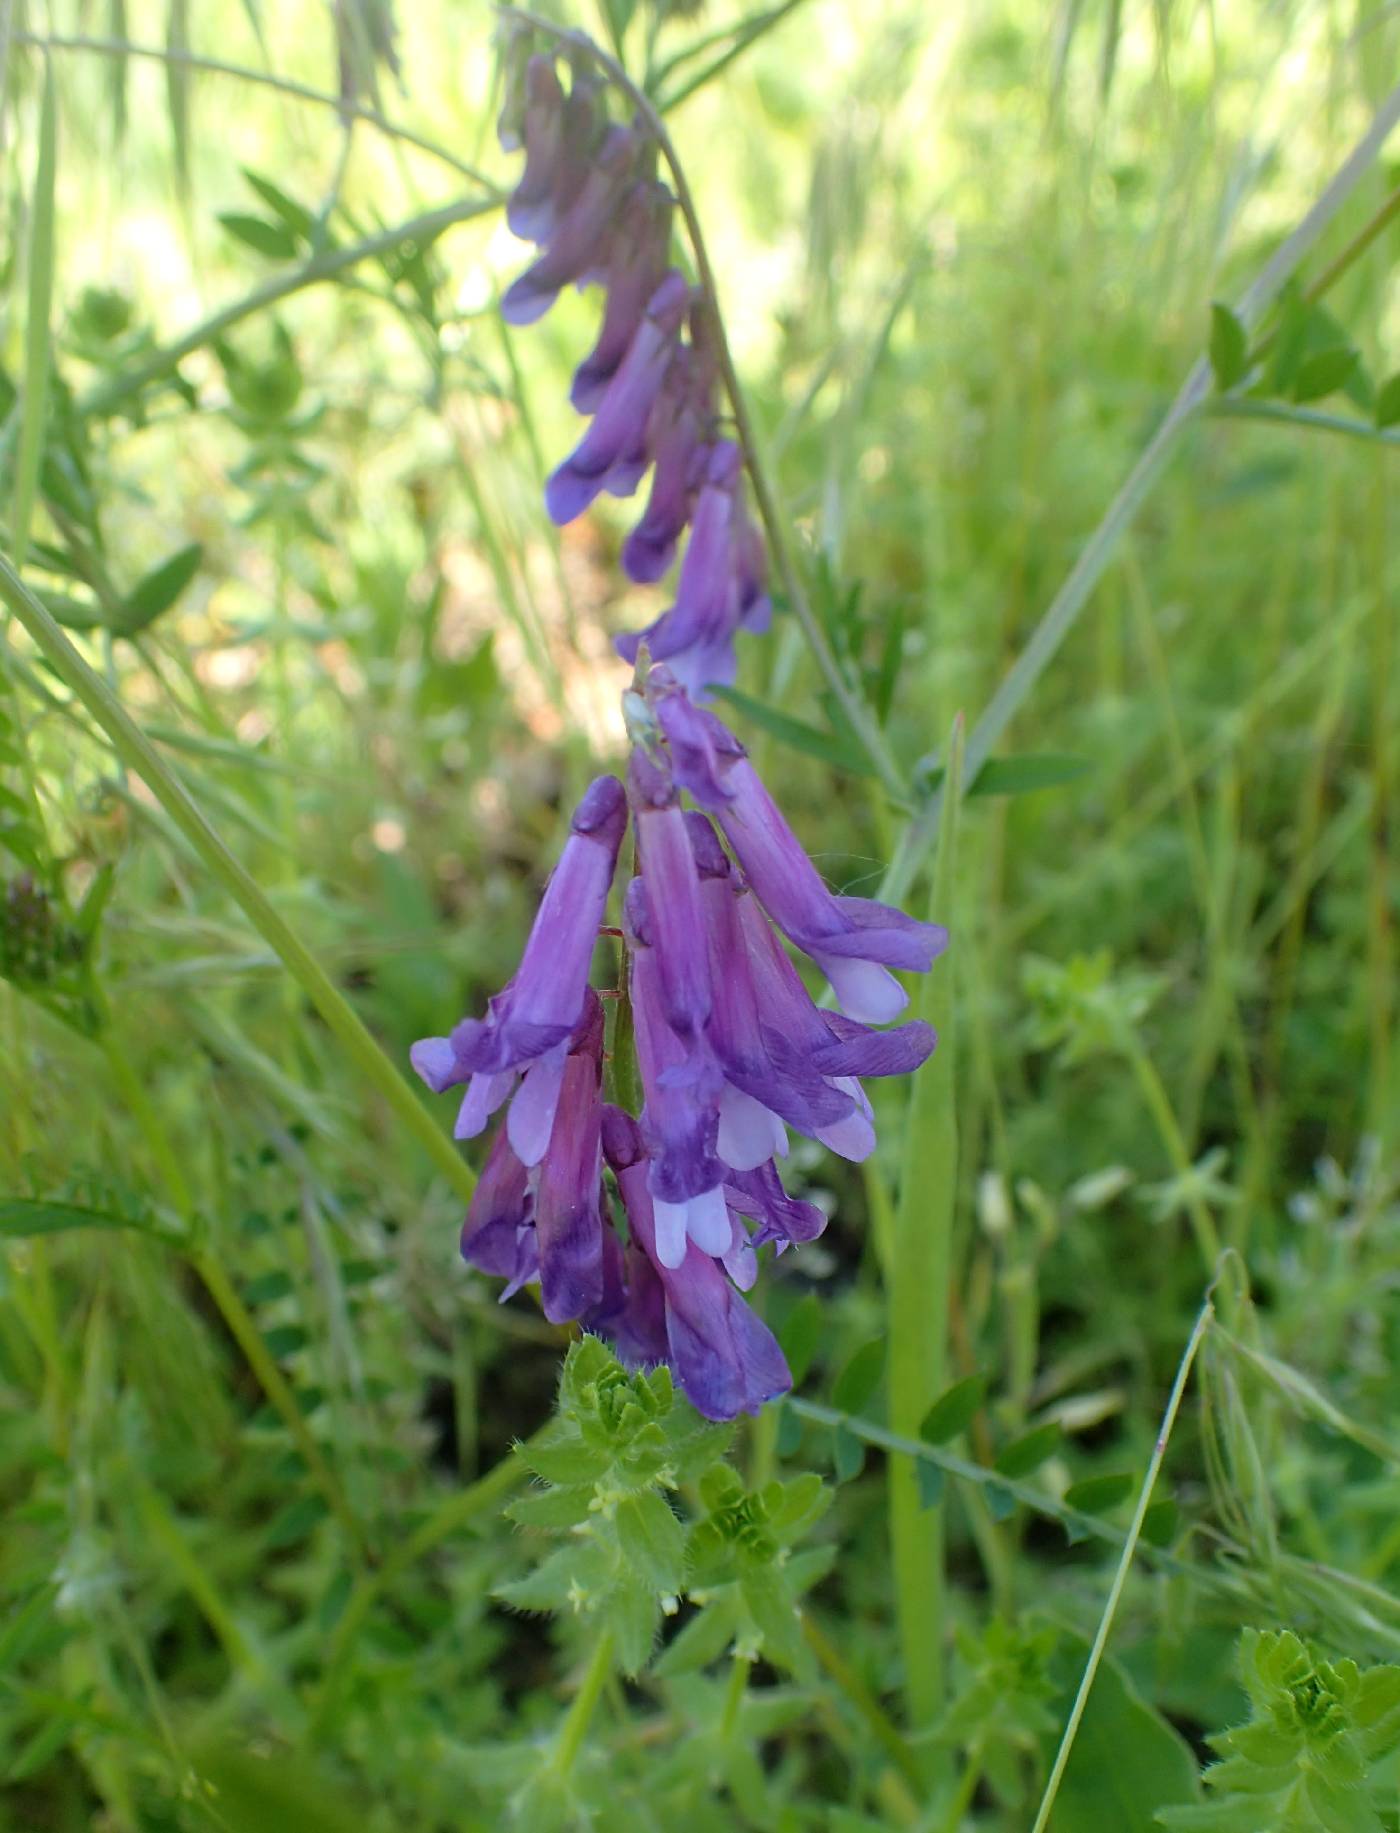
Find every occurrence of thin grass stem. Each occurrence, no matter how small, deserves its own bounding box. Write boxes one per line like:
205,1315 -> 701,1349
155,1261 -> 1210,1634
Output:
1027,1295 -> 1214,1833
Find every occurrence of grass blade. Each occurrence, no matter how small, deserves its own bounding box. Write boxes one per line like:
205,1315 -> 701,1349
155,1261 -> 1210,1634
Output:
10,55 -> 57,572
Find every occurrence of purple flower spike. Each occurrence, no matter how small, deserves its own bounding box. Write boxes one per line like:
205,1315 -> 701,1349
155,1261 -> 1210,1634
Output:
410,776 -> 626,1135
505,56 -> 566,243
629,751 -> 711,1042
545,270 -> 690,524
571,181 -> 674,413
532,1006 -> 606,1323
501,124 -> 637,327
603,1106 -> 791,1421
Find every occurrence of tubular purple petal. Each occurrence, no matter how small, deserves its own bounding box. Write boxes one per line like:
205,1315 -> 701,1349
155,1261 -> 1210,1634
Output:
460,1127 -> 538,1299
501,124 -> 637,327
545,270 -> 690,523
626,878 -> 724,1210
533,1035 -> 606,1323
571,181 -> 674,413
629,753 -> 711,1042
505,56 -> 566,242
443,774 -> 626,1080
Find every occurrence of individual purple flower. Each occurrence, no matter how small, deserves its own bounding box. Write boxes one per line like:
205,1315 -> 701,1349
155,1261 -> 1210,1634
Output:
501,122 -> 637,326
571,180 -> 675,413
624,876 -> 728,1266
616,442 -> 747,700
409,775 -> 626,1159
724,1159 -> 828,1254
688,811 -> 860,1166
545,270 -> 691,524
602,1106 -> 790,1420
456,997 -> 607,1324
647,675 -> 947,1021
503,55 -> 567,242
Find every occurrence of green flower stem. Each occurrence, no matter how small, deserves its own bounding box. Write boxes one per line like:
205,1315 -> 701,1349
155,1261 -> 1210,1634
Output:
801,1612 -> 925,1799
551,1627 -> 615,1778
78,196 -> 502,420
13,30 -> 495,189
719,1650 -> 749,1741
1117,1029 -> 1222,1278
938,1748 -> 984,1833
887,716 -> 962,1749
0,551 -> 478,1209
506,10 -> 909,806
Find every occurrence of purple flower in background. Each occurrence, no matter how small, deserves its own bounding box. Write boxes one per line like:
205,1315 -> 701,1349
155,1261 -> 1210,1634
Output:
410,775 -> 626,1159
602,1106 -> 790,1420
617,442 -> 762,701
546,271 -> 691,525
620,345 -> 711,584
502,123 -> 637,327
503,55 -> 567,242
571,180 -> 675,413
495,54 -> 772,691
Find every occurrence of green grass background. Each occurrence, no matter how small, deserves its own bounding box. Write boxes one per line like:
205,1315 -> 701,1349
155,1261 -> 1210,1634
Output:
0,0 -> 1397,1826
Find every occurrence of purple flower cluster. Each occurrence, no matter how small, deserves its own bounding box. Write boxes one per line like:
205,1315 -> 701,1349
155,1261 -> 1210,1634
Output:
496,47 -> 771,701
413,672 -> 946,1419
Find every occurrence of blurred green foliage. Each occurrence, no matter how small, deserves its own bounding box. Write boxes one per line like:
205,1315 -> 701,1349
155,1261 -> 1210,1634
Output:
0,0 -> 1397,1827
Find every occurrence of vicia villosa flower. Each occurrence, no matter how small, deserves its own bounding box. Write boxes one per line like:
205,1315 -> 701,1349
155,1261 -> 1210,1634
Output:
412,673 -> 946,1418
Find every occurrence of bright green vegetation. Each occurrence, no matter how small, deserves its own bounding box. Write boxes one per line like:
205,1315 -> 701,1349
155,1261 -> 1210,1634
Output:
0,2 -> 1398,1828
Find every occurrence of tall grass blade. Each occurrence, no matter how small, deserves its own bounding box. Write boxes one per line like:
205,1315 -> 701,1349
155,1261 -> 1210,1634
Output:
10,54 -> 56,574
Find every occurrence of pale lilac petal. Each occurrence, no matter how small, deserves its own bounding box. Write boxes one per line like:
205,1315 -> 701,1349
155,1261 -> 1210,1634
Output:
685,1184 -> 733,1257
813,952 -> 909,1024
718,1083 -> 788,1171
506,1047 -> 567,1166
652,1197 -> 689,1269
410,1035 -> 459,1093
455,1069 -> 514,1140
